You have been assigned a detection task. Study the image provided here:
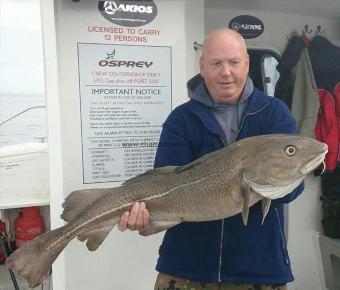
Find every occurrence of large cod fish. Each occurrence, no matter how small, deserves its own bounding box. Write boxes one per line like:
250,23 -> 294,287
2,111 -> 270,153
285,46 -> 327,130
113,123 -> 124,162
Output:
6,134 -> 327,287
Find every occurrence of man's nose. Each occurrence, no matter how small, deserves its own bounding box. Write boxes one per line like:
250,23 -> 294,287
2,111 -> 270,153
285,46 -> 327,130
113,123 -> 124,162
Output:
220,63 -> 231,76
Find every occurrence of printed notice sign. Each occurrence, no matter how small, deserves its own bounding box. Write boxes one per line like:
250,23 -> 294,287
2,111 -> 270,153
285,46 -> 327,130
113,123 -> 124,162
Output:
78,43 -> 172,183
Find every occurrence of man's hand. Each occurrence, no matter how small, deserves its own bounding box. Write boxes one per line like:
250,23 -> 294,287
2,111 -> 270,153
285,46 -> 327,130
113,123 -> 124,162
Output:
117,202 -> 150,231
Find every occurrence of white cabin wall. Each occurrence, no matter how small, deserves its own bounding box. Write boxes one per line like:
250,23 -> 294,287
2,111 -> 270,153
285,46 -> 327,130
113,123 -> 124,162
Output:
205,6 -> 340,290
41,0 -> 204,289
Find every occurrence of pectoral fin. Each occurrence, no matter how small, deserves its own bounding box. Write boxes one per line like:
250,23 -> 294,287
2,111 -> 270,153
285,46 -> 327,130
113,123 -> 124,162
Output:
139,221 -> 180,236
241,181 -> 251,226
261,198 -> 271,225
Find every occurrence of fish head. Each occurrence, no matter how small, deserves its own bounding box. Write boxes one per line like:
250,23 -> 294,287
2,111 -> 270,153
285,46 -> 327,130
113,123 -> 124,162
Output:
241,134 -> 328,199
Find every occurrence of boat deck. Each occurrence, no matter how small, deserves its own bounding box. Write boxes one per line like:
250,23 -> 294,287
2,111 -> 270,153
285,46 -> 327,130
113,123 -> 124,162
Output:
0,264 -> 51,290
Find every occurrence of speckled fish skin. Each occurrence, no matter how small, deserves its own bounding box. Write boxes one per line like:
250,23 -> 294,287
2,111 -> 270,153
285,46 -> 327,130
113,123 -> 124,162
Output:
6,134 -> 327,288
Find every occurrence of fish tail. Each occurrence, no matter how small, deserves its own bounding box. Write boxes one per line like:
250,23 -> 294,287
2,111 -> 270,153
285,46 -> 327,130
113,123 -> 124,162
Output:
6,227 -> 69,288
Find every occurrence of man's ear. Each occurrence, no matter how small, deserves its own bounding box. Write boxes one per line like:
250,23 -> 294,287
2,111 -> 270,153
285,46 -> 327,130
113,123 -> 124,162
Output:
199,56 -> 205,77
245,53 -> 250,65
245,53 -> 250,73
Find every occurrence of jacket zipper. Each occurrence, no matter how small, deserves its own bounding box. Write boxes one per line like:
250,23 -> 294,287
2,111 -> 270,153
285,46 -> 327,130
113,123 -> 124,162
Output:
234,104 -> 270,141
217,135 -> 225,281
217,103 -> 269,281
275,208 -> 290,265
218,219 -> 225,281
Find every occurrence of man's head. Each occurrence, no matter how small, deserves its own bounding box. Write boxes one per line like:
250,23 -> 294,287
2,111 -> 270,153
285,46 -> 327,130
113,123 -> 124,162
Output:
200,28 -> 250,104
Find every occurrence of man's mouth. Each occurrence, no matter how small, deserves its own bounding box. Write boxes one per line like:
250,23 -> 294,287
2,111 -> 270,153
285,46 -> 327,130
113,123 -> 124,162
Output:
217,81 -> 233,87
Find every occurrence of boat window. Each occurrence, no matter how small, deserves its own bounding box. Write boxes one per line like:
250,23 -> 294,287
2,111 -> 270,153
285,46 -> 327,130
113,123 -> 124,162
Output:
248,49 -> 280,96
0,0 -> 46,147
262,54 -> 280,96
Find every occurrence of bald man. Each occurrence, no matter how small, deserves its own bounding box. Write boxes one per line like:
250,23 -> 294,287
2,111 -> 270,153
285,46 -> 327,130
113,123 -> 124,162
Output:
118,28 -> 303,290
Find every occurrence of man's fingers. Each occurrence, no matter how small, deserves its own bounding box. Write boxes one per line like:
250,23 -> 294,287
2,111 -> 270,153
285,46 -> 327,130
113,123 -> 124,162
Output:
142,207 -> 150,228
135,202 -> 146,230
127,202 -> 140,230
117,211 -> 129,232
118,202 -> 149,232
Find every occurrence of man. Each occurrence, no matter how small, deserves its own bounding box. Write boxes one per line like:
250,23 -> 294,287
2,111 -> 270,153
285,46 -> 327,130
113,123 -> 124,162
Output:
118,28 -> 304,290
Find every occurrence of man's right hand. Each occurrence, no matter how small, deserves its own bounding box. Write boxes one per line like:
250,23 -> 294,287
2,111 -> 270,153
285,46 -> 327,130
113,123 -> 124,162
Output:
117,202 -> 150,232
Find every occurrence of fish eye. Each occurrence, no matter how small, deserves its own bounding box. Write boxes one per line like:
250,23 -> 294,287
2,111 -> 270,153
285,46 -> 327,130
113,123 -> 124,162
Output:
285,145 -> 296,156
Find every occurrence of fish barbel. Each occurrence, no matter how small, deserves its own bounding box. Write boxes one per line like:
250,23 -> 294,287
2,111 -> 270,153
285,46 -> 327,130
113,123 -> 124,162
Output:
6,134 -> 327,287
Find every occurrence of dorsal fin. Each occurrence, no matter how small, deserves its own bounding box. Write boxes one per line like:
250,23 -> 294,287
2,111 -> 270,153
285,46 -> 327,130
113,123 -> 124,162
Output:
176,148 -> 228,173
124,147 -> 228,185
175,161 -> 198,173
122,166 -> 177,186
61,189 -> 110,222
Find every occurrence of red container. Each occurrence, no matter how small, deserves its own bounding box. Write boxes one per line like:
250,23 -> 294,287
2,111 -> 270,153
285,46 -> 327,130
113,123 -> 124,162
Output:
0,221 -> 5,263
14,207 -> 44,248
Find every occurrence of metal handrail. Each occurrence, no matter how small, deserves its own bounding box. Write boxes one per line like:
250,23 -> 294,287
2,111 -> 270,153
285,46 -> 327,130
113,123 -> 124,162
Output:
0,106 -> 46,127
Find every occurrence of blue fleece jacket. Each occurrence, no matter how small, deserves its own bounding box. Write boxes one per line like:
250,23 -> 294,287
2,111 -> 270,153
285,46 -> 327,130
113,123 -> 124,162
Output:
154,74 -> 304,284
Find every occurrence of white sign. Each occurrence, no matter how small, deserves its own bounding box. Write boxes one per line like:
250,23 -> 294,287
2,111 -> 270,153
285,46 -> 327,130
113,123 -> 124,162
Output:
78,43 -> 172,183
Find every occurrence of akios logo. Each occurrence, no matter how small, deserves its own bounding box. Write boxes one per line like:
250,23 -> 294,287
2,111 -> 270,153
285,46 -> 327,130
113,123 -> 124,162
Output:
103,1 -> 153,15
98,1 -> 158,27
231,22 -> 262,31
229,15 -> 264,39
98,50 -> 153,68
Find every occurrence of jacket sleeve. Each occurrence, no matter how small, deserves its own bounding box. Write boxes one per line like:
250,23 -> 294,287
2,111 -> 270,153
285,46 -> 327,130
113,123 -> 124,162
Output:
154,111 -> 194,168
267,98 -> 305,204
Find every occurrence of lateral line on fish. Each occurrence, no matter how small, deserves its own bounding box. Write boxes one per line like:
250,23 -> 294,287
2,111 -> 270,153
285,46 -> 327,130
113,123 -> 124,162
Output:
47,174 -> 216,250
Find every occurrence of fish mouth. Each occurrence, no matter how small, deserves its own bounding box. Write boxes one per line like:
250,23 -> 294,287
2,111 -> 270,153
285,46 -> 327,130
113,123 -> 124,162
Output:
299,149 -> 328,175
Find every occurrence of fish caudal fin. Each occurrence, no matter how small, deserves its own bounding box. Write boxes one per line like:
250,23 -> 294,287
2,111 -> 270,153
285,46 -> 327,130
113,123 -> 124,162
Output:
6,227 -> 68,288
